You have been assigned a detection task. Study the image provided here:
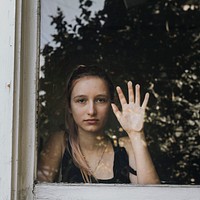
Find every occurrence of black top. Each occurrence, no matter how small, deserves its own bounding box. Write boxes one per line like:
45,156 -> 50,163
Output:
61,139 -> 137,183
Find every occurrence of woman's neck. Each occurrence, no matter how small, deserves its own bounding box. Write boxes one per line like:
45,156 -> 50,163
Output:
78,130 -> 107,151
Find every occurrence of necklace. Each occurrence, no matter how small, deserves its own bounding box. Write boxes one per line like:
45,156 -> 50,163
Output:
82,141 -> 108,175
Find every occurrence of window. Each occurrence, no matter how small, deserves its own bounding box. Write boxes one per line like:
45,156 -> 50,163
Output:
0,0 -> 199,200
39,0 -> 200,185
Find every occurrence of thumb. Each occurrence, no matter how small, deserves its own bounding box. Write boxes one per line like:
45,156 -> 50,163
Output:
111,103 -> 121,119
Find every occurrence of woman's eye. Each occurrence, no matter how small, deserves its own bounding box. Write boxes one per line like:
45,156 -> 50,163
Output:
95,98 -> 107,103
76,99 -> 86,104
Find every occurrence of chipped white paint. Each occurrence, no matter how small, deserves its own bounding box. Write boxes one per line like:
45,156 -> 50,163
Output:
35,183 -> 200,200
0,0 -> 16,199
16,1 -> 39,199
0,0 -> 39,200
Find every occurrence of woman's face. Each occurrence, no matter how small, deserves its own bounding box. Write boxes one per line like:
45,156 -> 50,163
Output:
70,76 -> 111,135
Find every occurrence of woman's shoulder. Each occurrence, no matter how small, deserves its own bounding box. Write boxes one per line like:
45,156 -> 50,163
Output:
118,136 -> 133,155
45,130 -> 67,153
38,130 -> 67,182
48,130 -> 66,141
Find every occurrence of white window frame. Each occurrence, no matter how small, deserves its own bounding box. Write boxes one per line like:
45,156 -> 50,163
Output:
0,0 -> 199,200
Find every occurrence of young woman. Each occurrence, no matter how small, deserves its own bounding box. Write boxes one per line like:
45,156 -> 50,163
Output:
37,65 -> 160,184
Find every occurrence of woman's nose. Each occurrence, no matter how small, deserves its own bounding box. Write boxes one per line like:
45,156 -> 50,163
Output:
87,101 -> 96,116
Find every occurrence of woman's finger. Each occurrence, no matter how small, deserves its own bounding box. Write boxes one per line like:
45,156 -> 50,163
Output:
135,84 -> 141,106
116,86 -> 127,105
141,92 -> 149,109
128,81 -> 134,103
111,103 -> 121,119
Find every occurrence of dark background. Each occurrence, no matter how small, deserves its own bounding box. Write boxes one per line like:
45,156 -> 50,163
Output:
38,0 -> 200,184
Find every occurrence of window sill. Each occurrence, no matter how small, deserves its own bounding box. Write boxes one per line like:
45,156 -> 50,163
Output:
34,183 -> 200,200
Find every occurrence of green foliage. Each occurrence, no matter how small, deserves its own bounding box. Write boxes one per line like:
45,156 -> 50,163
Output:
39,0 -> 200,184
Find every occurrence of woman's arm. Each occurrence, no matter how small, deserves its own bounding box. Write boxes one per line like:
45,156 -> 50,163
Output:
37,131 -> 66,182
111,81 -> 160,184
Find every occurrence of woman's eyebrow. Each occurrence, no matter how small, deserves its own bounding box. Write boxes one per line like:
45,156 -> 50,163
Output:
73,94 -> 109,99
73,95 -> 87,99
95,94 -> 109,98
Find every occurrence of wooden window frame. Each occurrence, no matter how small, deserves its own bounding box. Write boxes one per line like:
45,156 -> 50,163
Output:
0,0 -> 199,199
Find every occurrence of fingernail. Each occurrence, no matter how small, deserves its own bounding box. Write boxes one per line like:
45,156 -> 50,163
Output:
128,81 -> 132,85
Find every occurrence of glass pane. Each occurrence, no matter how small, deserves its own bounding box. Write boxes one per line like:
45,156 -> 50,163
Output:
37,0 -> 200,185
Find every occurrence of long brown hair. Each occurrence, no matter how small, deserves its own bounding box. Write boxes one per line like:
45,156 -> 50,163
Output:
65,65 -> 114,182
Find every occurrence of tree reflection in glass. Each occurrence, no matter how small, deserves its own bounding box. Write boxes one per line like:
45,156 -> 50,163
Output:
38,0 -> 200,184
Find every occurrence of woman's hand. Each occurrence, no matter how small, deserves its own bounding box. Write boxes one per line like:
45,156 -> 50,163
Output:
112,82 -> 160,184
111,81 -> 149,136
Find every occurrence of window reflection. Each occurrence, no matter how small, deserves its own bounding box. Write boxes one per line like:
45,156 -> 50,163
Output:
38,0 -> 200,184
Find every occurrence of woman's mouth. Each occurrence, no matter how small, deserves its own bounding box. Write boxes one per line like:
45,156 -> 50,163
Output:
84,119 -> 99,125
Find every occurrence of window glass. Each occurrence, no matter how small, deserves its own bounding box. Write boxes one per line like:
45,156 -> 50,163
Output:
38,0 -> 200,185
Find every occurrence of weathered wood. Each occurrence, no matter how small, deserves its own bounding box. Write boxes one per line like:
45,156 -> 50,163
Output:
35,184 -> 200,200
0,0 -> 16,199
0,0 -> 39,200
17,1 -> 39,199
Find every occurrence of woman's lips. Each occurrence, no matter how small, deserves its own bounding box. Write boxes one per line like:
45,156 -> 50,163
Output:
84,119 -> 99,124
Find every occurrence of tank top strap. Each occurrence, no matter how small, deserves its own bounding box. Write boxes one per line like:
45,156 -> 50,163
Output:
109,137 -> 137,177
